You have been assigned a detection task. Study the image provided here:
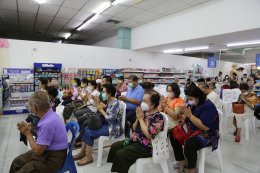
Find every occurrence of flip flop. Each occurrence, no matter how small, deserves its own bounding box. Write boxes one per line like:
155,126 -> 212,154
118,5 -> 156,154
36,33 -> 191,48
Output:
77,159 -> 93,166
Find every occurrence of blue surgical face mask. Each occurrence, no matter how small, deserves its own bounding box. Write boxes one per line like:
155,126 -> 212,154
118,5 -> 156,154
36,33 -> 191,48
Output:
128,82 -> 134,88
102,92 -> 108,101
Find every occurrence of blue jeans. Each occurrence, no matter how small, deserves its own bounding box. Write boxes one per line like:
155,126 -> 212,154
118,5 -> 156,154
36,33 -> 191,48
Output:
81,124 -> 109,146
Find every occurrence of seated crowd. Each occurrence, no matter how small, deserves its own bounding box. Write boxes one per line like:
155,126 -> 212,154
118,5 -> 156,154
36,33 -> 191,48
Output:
11,72 -> 258,173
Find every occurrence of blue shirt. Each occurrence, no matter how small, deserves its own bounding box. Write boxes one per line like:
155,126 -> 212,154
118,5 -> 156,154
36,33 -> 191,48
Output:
36,109 -> 68,151
125,84 -> 144,110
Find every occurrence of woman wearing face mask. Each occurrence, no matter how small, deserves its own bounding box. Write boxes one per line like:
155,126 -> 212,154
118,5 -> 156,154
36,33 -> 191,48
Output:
62,78 -> 81,106
116,76 -> 128,96
78,78 -> 89,102
169,86 -> 219,173
107,90 -> 164,173
160,83 -> 185,128
233,83 -> 257,142
73,84 -> 122,166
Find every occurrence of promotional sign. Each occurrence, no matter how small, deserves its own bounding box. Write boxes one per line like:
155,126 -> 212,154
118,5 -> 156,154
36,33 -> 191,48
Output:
208,56 -> 217,68
256,54 -> 260,67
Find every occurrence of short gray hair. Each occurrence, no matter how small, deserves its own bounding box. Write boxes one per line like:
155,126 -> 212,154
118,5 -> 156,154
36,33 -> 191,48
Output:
29,91 -> 50,111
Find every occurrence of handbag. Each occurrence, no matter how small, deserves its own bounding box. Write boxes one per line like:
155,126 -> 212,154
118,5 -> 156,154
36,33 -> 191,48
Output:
232,102 -> 244,114
172,120 -> 201,145
86,112 -> 103,130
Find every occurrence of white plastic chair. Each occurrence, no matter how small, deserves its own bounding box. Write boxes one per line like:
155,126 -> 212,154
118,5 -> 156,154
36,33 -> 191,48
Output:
217,109 -> 224,141
198,144 -> 223,173
96,101 -> 126,167
243,115 -> 256,140
231,88 -> 241,102
221,89 -> 233,117
56,104 -> 65,121
135,112 -> 169,173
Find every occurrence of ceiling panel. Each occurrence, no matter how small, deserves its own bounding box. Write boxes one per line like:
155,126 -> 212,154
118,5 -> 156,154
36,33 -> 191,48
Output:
64,19 -> 82,29
130,11 -> 162,23
0,10 -> 17,20
39,4 -> 60,16
115,7 -> 143,19
20,21 -> 34,28
134,0 -> 168,10
47,24 -> 63,32
19,12 -> 36,21
52,17 -> 70,26
18,0 -> 39,13
102,5 -> 129,16
184,0 -> 209,5
92,14 -> 110,23
116,19 -> 141,28
46,0 -> 64,6
0,0 -> 17,11
116,0 -> 143,6
81,0 -> 108,13
73,10 -> 92,21
37,15 -> 53,24
56,7 -> 78,19
35,22 -> 49,32
63,0 -> 88,10
148,0 -> 189,15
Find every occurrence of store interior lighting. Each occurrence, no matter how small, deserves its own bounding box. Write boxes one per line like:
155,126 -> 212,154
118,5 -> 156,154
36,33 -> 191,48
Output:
227,40 -> 260,47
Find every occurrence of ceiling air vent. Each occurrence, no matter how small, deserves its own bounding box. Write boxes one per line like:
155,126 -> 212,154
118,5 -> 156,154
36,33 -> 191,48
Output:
106,19 -> 121,24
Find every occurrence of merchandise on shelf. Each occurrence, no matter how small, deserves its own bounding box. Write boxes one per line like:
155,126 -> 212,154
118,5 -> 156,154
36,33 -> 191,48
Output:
2,68 -> 34,115
0,78 -> 3,115
34,63 -> 62,91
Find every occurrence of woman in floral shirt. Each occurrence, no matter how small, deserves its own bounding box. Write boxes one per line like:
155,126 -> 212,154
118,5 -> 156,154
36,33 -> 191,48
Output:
73,84 -> 122,166
107,90 -> 164,173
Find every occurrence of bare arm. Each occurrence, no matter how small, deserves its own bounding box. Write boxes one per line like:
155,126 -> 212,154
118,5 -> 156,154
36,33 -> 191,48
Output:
26,133 -> 47,155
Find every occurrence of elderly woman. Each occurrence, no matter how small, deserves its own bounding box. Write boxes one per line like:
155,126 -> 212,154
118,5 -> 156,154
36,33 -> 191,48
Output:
170,86 -> 219,173
73,84 -> 122,165
107,90 -> 164,173
10,92 -> 68,173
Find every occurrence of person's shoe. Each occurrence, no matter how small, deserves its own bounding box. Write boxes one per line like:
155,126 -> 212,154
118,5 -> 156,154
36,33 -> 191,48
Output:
77,157 -> 93,166
73,153 -> 86,161
235,134 -> 241,143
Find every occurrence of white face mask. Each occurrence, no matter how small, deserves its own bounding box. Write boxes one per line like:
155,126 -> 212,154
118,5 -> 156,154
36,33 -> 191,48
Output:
140,102 -> 149,111
188,100 -> 197,106
166,92 -> 174,98
243,92 -> 249,95
73,83 -> 77,87
89,99 -> 95,105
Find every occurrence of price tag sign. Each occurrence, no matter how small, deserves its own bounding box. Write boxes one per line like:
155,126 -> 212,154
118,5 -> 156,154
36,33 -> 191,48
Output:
256,54 -> 260,67
208,56 -> 216,68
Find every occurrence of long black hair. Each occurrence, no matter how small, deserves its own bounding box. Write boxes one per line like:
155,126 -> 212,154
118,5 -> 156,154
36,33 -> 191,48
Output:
185,85 -> 207,106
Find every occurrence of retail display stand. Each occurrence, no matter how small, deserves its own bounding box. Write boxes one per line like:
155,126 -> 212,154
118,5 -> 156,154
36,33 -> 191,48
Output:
34,63 -> 62,91
2,68 -> 34,115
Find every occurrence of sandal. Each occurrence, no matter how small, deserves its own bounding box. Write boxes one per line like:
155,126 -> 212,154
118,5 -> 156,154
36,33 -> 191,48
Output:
77,157 -> 93,166
73,153 -> 86,161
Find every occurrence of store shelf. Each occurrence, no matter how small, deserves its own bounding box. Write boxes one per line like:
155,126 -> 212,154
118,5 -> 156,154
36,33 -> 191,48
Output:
10,82 -> 34,84
9,98 -> 30,101
122,70 -> 144,73
144,76 -> 185,79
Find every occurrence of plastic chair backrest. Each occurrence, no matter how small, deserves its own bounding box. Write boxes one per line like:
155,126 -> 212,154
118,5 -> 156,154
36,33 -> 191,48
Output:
57,121 -> 79,173
222,89 -> 233,102
232,88 -> 241,102
56,104 -> 64,118
151,112 -> 169,163
119,101 -> 126,135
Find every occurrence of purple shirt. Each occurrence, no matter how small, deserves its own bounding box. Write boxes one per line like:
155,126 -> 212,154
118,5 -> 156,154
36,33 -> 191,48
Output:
36,109 -> 68,151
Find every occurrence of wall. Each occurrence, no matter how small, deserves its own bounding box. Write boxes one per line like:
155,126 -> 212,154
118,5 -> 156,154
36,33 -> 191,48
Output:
93,35 -> 117,48
131,0 -> 260,50
6,39 -> 240,77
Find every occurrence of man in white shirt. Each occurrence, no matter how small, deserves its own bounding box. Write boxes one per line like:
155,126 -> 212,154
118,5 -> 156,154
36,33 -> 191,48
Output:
197,82 -> 221,110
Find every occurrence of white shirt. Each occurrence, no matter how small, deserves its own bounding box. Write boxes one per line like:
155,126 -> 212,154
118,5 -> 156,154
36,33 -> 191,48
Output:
207,91 -> 221,110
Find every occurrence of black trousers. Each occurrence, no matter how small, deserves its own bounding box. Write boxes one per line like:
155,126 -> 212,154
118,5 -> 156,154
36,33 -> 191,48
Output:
125,109 -> 136,138
75,114 -> 89,143
169,132 -> 204,169
107,141 -> 151,173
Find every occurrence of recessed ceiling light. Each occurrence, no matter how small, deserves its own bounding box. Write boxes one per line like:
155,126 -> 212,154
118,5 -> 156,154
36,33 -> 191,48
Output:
112,0 -> 126,5
33,0 -> 46,4
184,46 -> 209,52
227,40 -> 260,47
163,49 -> 183,54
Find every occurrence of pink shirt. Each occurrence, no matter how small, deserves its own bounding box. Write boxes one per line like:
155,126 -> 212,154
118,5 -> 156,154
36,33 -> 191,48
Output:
117,82 -> 128,94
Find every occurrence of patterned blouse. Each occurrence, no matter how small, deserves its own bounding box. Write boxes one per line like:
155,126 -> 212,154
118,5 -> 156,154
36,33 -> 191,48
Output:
130,112 -> 164,153
105,99 -> 122,138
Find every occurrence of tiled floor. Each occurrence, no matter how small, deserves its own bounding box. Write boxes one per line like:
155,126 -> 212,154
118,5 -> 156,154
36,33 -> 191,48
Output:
1,114 -> 260,173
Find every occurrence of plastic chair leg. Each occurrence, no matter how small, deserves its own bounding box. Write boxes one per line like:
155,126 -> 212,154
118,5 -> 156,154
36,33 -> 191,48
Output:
198,148 -> 206,173
97,138 -> 104,167
215,148 -> 223,171
160,160 -> 169,173
244,118 -> 250,140
70,160 -> 77,173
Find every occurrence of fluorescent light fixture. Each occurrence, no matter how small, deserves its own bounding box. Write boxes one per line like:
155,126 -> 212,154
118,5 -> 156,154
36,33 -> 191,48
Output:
227,40 -> 260,47
93,1 -> 111,14
184,46 -> 209,52
64,33 -> 71,39
220,48 -> 228,51
33,0 -> 46,4
77,14 -> 99,31
163,49 -> 183,54
112,0 -> 125,5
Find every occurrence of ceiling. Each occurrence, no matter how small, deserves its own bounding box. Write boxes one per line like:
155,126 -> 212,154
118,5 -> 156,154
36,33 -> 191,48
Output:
138,28 -> 260,63
0,0 -> 210,45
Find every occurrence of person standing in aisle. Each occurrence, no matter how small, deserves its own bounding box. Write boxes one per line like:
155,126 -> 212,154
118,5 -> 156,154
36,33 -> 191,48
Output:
116,76 -> 128,96
119,75 -> 144,137
10,92 -> 68,173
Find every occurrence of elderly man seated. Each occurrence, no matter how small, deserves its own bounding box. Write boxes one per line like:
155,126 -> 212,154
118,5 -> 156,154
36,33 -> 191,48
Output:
9,92 -> 68,173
